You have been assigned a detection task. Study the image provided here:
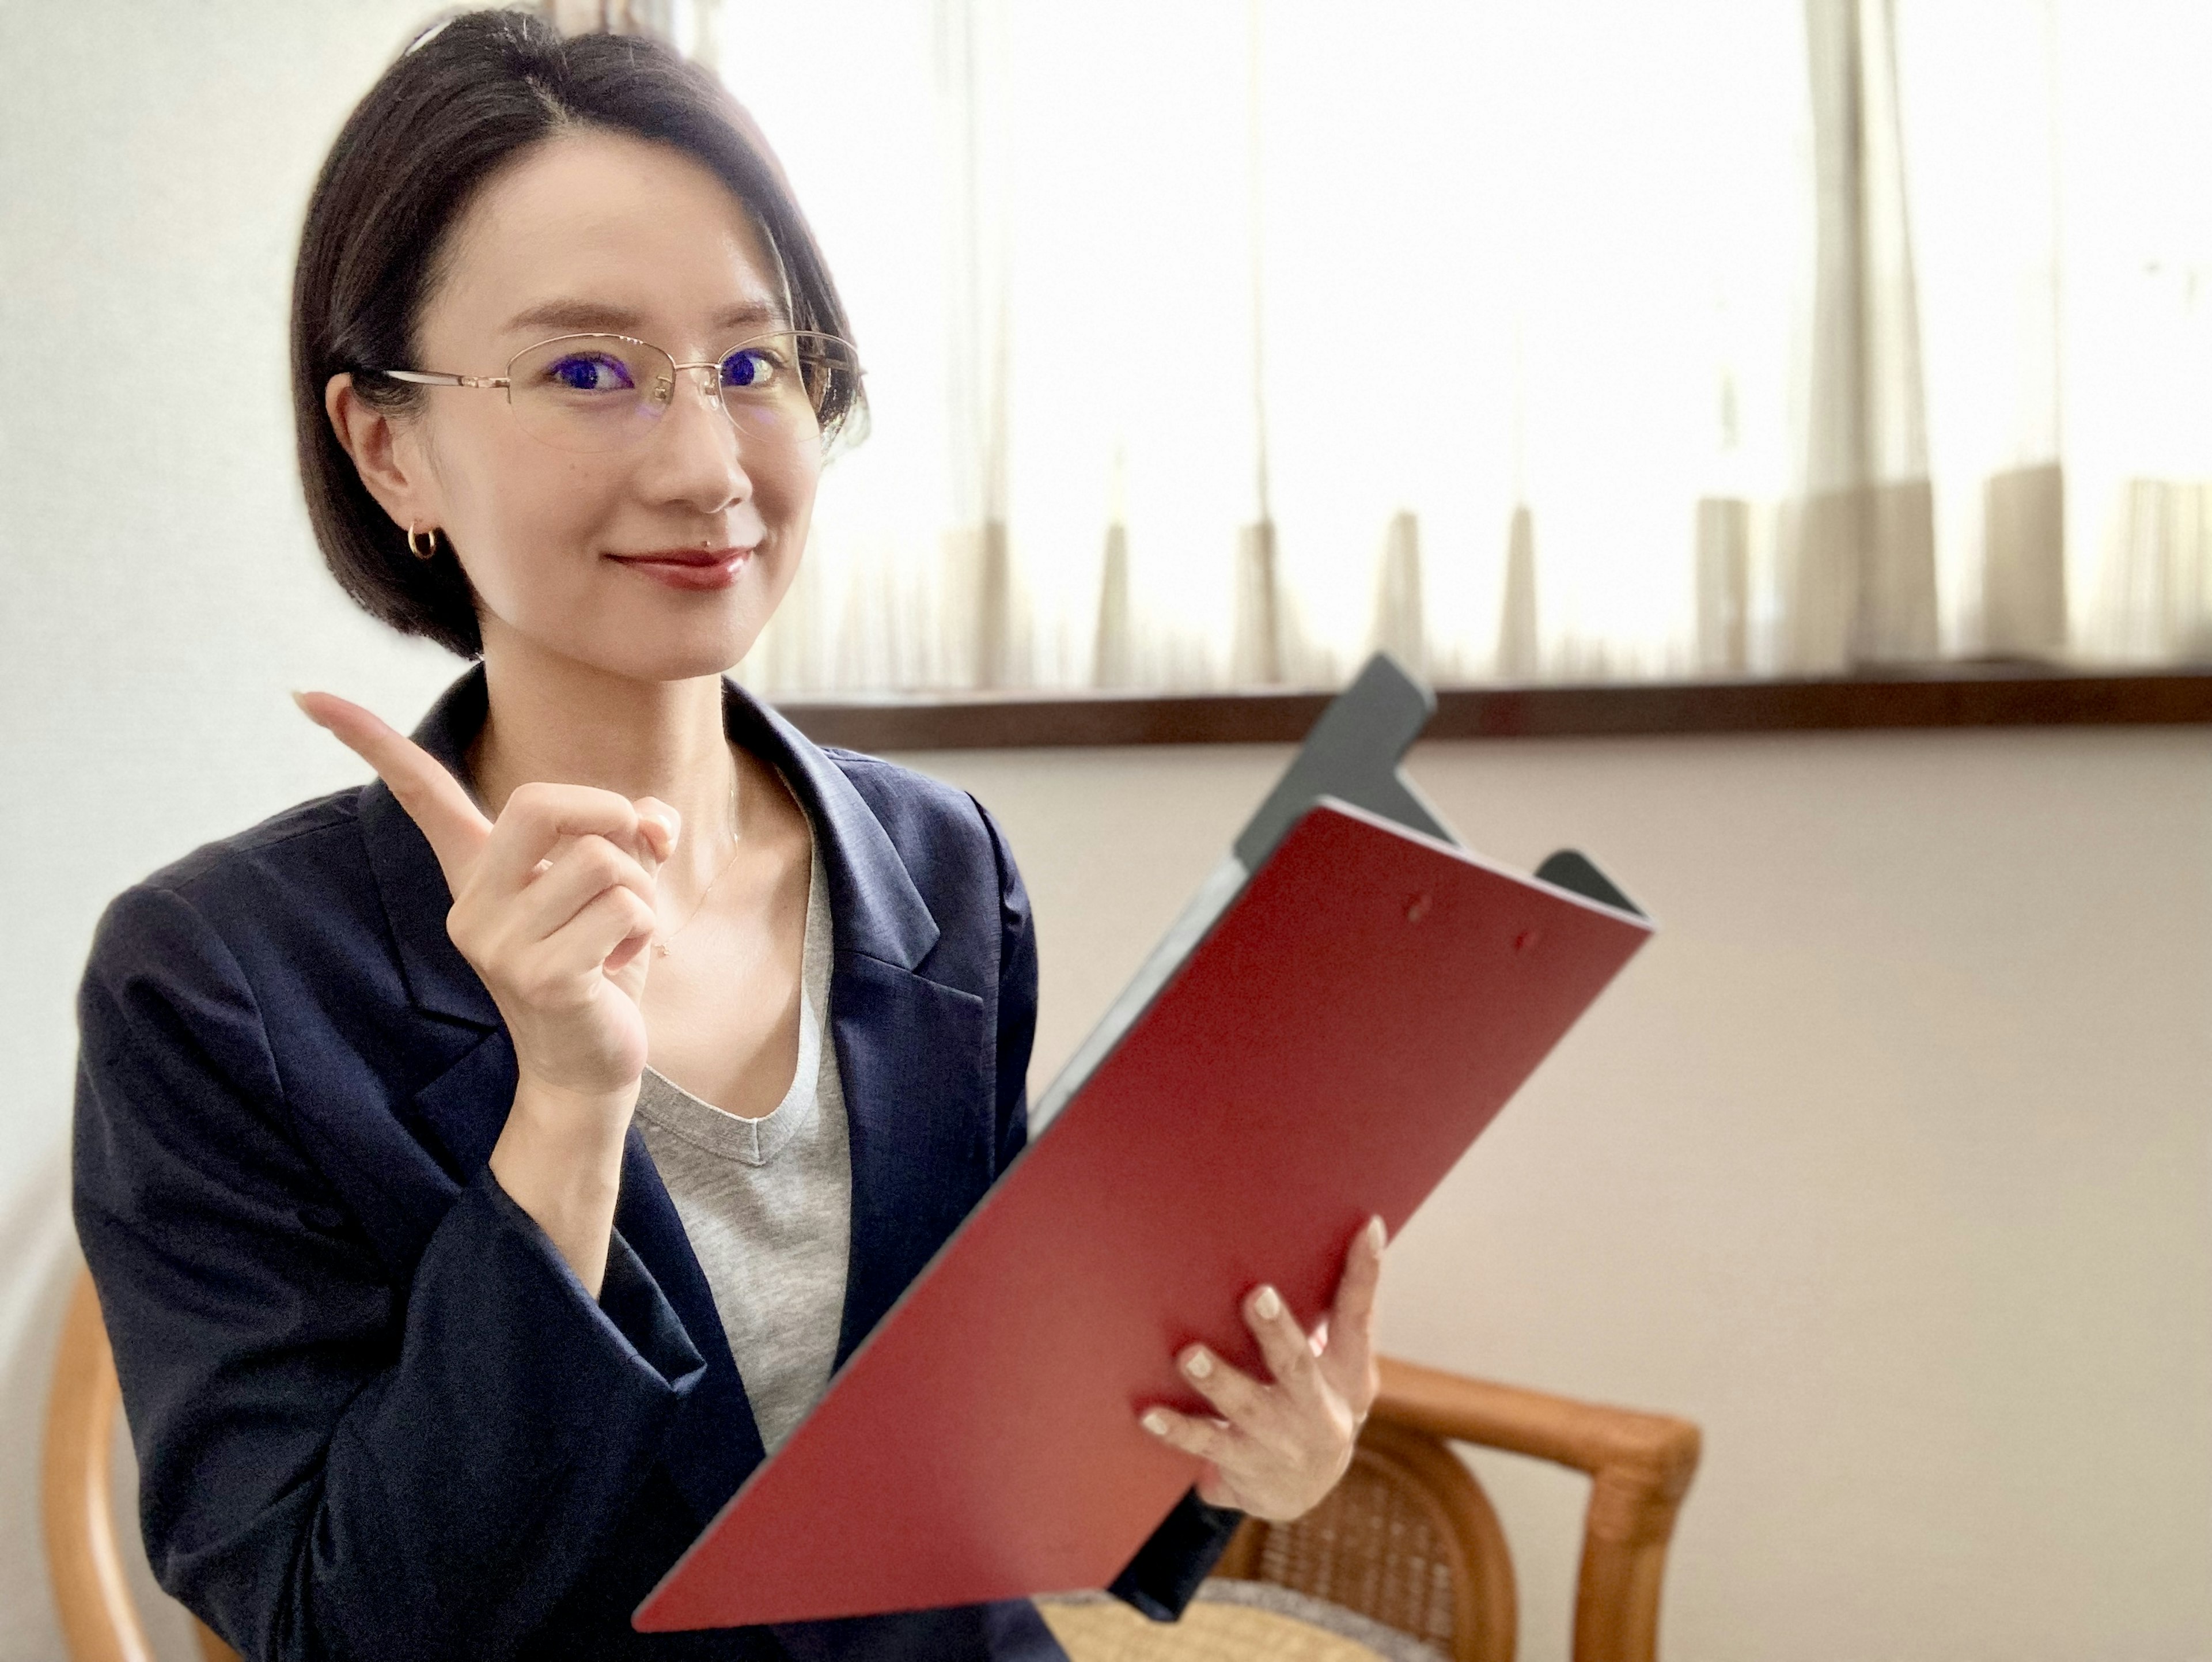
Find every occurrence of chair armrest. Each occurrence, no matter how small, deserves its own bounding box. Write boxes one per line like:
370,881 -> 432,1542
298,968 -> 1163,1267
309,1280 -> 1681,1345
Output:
1374,1357 -> 1700,1512
1372,1356 -> 1701,1662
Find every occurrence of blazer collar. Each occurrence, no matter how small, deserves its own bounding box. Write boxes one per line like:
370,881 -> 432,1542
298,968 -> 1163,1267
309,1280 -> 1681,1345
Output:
358,661 -> 941,1028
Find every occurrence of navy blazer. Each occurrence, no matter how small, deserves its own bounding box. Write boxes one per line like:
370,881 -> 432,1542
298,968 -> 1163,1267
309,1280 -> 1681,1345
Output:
71,664 -> 1240,1662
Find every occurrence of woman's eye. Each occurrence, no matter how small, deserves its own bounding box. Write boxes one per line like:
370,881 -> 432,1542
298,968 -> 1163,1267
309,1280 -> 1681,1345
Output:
545,354 -> 635,393
719,347 -> 783,391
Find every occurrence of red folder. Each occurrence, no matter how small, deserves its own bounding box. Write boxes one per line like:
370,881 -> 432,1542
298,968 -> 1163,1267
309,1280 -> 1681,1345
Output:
636,797 -> 1652,1631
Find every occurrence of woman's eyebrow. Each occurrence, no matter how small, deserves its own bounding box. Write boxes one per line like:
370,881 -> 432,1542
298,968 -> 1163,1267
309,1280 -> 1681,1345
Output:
501,298 -> 793,336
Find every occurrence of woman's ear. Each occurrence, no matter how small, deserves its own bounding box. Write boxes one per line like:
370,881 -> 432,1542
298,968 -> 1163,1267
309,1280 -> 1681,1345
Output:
325,372 -> 441,533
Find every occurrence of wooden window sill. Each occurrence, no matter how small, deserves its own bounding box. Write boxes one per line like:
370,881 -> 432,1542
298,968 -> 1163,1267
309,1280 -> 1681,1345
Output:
772,665 -> 2212,751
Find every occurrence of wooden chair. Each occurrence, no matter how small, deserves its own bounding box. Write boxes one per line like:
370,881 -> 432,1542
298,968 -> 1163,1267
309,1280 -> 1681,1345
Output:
48,1265 -> 1699,1662
44,1267 -> 238,1662
1205,1356 -> 1702,1662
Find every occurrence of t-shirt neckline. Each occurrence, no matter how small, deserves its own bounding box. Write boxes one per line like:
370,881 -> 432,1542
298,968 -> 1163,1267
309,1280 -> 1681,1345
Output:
635,794 -> 828,1168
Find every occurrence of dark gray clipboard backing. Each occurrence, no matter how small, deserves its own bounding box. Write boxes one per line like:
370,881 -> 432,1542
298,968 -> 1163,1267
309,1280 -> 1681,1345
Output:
1032,652 -> 1643,1127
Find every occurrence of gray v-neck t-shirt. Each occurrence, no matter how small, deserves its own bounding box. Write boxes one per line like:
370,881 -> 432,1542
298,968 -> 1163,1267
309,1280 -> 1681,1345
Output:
633,829 -> 851,1455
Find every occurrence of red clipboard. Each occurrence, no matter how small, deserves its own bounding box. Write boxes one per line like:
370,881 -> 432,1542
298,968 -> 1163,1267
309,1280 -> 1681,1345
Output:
636,797 -> 1651,1631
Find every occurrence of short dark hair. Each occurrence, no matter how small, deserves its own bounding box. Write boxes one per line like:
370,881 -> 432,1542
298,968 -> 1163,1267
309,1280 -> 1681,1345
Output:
291,7 -> 862,659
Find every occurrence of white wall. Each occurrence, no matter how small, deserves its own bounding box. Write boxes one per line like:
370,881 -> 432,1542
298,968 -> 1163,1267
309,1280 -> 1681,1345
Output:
3,3 -> 2209,1660
1,4 -> 491,1655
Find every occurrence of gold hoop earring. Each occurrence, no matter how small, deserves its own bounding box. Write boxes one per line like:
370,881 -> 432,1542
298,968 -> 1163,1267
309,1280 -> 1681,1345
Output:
407,523 -> 438,560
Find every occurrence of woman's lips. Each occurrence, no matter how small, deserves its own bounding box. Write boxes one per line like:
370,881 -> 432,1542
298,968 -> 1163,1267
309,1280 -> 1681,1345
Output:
608,547 -> 753,591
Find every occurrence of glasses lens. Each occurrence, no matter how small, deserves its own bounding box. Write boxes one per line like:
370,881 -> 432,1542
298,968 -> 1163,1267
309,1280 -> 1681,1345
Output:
715,331 -> 862,449
506,335 -> 673,452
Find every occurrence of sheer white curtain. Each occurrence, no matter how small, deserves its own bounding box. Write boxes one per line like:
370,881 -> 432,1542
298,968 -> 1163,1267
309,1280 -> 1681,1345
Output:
609,0 -> 2212,692
1902,0 -> 2212,667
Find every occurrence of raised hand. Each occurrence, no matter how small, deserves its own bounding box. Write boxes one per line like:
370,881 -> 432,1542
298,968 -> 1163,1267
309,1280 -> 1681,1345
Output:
1139,1216 -> 1388,1521
293,688 -> 679,1292
294,689 -> 678,1097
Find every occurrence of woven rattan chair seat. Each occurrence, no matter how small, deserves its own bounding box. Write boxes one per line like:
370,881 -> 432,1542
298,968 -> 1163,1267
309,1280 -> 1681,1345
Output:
1037,1580 -> 1447,1662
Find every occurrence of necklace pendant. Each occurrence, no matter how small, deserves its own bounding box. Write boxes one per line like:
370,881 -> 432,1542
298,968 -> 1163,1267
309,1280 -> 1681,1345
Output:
653,940 -> 671,957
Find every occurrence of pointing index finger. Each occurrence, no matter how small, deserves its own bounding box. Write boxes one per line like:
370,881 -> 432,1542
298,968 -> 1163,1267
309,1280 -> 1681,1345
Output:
293,689 -> 493,890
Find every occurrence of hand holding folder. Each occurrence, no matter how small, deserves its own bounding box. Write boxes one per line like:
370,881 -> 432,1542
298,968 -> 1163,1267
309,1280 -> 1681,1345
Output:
1135,1199 -> 1390,1521
637,655 -> 1654,1631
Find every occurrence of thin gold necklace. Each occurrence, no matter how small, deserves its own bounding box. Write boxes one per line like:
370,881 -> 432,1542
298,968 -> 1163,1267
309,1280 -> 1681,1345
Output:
652,756 -> 741,958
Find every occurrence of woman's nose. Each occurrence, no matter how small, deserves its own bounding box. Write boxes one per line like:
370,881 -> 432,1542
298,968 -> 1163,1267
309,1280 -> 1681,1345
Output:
646,369 -> 755,505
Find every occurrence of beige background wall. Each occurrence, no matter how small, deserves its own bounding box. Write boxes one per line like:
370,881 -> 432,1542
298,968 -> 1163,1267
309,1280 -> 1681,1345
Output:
912,729 -> 2212,1662
3,2 -> 2208,1658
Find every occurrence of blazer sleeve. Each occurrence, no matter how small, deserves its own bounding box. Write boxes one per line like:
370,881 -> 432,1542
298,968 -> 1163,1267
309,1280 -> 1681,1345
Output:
71,881 -> 709,1662
969,798 -> 1246,1622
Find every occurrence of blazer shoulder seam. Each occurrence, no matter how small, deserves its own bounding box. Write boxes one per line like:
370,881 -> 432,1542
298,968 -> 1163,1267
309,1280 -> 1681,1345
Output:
825,749 -> 984,823
133,790 -> 364,895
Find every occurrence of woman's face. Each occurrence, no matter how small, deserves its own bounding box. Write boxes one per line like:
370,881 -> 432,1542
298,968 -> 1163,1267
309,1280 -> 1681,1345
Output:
343,126 -> 820,682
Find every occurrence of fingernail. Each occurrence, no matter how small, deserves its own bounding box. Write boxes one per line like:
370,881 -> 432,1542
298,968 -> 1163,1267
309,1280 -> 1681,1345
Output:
1183,1349 -> 1213,1380
1254,1286 -> 1282,1320
289,690 -> 318,722
1141,1410 -> 1172,1436
1367,1216 -> 1388,1253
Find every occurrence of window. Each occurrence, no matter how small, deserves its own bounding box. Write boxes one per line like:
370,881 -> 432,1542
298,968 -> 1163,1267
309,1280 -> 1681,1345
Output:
638,1 -> 2212,693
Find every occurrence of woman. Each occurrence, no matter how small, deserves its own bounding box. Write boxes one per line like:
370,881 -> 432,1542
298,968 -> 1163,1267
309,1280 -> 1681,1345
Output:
71,12 -> 1388,1660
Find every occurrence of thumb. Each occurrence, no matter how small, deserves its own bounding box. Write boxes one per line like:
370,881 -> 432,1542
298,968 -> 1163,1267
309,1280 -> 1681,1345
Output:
293,689 -> 493,894
630,796 -> 681,874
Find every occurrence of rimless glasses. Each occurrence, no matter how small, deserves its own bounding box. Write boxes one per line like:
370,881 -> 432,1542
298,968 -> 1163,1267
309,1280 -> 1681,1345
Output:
375,329 -> 863,455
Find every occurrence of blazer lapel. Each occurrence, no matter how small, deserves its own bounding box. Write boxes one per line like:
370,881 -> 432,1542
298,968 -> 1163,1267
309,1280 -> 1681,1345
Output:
716,684 -> 996,1369
824,959 -> 993,1365
361,666 -> 514,1184
721,679 -> 938,970
357,665 -> 502,1032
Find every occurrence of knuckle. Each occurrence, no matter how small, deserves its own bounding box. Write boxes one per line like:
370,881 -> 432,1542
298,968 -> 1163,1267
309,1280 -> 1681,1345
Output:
1204,1376 -> 1252,1419
444,903 -> 484,956
585,843 -> 642,899
507,781 -> 556,816
577,835 -> 626,883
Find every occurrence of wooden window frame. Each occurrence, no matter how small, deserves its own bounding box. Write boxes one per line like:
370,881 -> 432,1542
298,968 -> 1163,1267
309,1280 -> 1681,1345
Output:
772,666 -> 2212,751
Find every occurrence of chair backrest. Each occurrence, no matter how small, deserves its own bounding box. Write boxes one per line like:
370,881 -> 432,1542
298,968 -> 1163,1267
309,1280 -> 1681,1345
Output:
1213,1416 -> 1515,1662
44,1267 -> 238,1662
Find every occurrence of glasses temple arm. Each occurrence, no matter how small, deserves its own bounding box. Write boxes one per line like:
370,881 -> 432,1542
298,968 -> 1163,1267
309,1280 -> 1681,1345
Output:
377,369 -> 507,389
